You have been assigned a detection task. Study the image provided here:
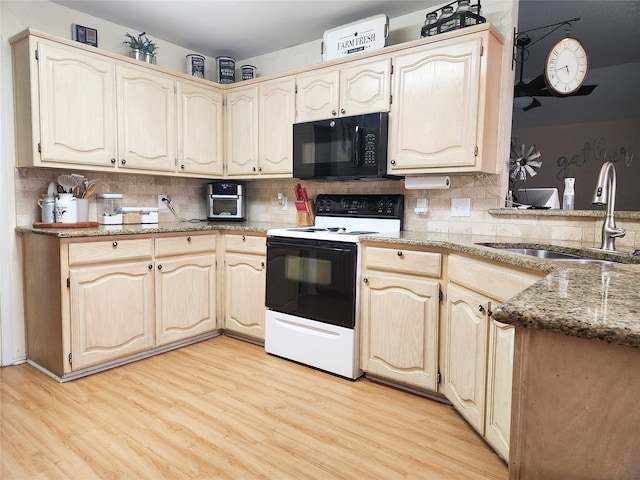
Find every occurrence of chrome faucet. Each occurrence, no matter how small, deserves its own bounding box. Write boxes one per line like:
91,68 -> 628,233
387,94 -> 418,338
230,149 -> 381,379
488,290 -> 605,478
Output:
592,161 -> 625,251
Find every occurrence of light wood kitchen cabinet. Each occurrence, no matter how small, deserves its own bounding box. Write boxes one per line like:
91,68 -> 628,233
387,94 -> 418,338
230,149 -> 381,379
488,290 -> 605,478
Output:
388,28 -> 503,174
154,234 -> 217,346
20,232 -> 219,381
226,77 -> 295,178
360,245 -> 441,391
222,234 -> 266,342
443,254 -> 543,460
295,56 -> 391,122
12,37 -> 118,169
116,64 -> 176,172
177,79 -> 224,176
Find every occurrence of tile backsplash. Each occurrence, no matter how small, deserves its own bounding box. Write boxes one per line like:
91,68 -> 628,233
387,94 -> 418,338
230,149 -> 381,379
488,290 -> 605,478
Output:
14,168 -> 639,249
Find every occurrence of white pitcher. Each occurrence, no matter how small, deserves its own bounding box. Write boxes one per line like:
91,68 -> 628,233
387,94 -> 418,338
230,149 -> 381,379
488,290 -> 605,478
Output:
55,193 -> 77,223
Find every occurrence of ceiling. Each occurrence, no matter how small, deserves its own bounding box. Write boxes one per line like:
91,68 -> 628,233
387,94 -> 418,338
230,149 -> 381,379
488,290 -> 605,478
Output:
52,0 -> 431,60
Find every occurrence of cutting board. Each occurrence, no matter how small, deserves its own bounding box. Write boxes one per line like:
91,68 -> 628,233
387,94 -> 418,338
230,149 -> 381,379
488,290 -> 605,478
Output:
33,222 -> 99,228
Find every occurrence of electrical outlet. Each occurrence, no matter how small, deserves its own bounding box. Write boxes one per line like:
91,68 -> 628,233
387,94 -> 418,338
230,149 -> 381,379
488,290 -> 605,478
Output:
451,198 -> 471,217
158,194 -> 168,209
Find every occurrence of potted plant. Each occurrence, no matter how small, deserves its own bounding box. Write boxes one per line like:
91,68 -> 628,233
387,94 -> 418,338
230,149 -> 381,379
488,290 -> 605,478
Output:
123,32 -> 158,64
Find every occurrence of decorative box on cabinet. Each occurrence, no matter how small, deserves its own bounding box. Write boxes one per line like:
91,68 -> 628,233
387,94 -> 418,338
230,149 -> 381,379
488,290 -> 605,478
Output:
388,26 -> 504,174
360,244 -> 441,392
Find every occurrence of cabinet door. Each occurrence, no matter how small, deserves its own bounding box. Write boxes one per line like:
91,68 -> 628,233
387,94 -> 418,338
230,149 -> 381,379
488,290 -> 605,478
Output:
177,80 -> 224,176
70,262 -> 155,370
224,253 -> 266,341
155,254 -> 217,346
258,77 -> 295,176
225,87 -> 259,176
485,318 -> 515,460
388,37 -> 482,173
443,282 -> 488,433
361,273 -> 440,391
117,65 -> 176,172
295,68 -> 340,122
340,57 -> 391,116
37,41 -> 117,167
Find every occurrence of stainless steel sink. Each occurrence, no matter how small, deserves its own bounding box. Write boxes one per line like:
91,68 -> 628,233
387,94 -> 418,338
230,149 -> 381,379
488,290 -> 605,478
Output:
478,245 -> 617,265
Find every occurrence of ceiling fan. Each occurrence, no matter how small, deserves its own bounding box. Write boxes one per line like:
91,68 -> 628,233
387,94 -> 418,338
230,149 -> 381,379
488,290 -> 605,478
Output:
513,18 -> 597,111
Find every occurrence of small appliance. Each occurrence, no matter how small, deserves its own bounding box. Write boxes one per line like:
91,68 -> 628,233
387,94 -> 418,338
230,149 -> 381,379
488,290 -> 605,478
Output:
293,112 -> 396,181
207,182 -> 245,221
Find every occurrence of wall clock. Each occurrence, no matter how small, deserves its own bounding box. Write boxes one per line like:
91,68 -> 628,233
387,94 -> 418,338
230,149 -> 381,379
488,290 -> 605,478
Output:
544,37 -> 588,96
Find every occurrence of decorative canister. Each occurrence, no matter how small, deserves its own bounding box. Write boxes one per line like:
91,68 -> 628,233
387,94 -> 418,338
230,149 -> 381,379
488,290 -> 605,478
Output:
38,194 -> 55,224
216,56 -> 235,84
54,193 -> 77,224
241,65 -> 256,81
186,54 -> 205,79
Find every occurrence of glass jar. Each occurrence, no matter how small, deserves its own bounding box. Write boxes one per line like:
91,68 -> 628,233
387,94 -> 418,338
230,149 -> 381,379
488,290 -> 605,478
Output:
440,6 -> 455,33
470,2 -> 482,24
455,0 -> 471,28
422,12 -> 438,37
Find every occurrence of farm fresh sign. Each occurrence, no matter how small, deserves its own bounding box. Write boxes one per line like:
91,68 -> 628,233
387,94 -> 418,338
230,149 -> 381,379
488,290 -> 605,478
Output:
322,15 -> 388,61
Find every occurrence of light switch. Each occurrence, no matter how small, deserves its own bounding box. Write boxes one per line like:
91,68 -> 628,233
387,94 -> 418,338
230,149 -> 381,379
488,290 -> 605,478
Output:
451,198 -> 471,217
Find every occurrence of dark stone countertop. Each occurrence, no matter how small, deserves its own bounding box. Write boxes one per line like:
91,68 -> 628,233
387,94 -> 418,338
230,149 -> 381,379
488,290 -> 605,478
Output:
16,223 -> 640,348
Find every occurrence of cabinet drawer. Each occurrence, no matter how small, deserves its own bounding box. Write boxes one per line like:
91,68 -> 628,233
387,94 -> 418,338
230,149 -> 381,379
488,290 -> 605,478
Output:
364,246 -> 441,278
225,234 -> 266,255
68,238 -> 153,265
448,254 -> 543,302
155,234 -> 216,258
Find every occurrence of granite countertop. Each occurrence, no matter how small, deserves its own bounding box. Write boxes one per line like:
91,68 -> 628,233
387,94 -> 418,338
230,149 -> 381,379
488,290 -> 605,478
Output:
16,222 -> 640,348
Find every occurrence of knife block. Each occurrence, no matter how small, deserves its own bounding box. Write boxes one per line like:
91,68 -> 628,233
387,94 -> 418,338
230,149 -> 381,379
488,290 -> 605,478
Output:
295,199 -> 315,226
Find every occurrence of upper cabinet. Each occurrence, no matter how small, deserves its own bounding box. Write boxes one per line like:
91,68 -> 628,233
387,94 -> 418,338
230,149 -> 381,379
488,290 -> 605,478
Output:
225,76 -> 295,178
116,64 -> 176,173
177,79 -> 224,176
10,32 -> 224,178
17,38 -> 118,169
387,29 -> 503,175
296,57 -> 391,122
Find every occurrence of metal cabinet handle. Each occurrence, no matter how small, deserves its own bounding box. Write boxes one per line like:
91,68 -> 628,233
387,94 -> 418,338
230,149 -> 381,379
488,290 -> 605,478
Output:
110,158 -> 116,164
260,261 -> 265,268
112,241 -> 118,247
148,264 -> 153,269
478,305 -> 485,312
187,236 -> 192,242
252,167 -> 256,172
488,308 -> 493,317
331,109 -> 337,116
397,251 -> 403,257
390,159 -> 396,165
121,159 -> 126,165
180,164 -> 185,170
157,264 -> 162,270
258,166 -> 262,172
363,277 -> 369,283
341,108 -> 346,114
242,235 -> 246,241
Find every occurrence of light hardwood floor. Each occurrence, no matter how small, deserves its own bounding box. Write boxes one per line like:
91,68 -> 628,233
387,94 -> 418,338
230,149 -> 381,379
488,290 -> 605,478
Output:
1,336 -> 507,479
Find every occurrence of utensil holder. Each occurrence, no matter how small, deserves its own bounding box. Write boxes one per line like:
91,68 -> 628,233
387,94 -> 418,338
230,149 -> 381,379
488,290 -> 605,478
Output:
295,200 -> 315,226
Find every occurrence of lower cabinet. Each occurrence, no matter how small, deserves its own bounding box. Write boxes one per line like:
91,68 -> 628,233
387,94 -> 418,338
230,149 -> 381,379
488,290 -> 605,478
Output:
21,232 -> 218,380
222,233 -> 266,342
443,254 -> 543,460
360,244 -> 441,392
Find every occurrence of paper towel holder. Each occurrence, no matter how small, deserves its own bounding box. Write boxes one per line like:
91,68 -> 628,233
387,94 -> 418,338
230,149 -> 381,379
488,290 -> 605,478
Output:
404,175 -> 451,190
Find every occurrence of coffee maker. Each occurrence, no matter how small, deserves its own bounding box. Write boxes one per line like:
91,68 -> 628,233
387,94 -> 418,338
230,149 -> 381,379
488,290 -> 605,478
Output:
207,182 -> 245,221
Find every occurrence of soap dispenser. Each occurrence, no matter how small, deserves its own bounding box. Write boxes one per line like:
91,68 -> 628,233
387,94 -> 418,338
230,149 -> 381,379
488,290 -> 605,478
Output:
563,178 -> 575,210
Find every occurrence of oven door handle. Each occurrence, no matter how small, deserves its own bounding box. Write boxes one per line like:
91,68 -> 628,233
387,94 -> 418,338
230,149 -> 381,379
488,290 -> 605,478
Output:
210,194 -> 240,199
267,239 -> 355,254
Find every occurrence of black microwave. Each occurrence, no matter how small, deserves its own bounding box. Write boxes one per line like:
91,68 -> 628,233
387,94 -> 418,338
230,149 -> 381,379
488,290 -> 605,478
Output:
293,112 -> 394,180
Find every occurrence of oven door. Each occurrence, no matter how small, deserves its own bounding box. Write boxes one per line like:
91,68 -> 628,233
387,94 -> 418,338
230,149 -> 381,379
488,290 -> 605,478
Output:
265,236 -> 358,329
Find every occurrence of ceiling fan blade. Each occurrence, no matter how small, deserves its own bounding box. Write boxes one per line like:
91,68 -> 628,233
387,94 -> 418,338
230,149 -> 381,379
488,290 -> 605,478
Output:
523,97 -> 541,111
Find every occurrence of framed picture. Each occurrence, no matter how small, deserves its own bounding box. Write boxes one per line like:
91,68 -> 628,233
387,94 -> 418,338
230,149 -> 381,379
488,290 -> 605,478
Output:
72,24 -> 98,48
